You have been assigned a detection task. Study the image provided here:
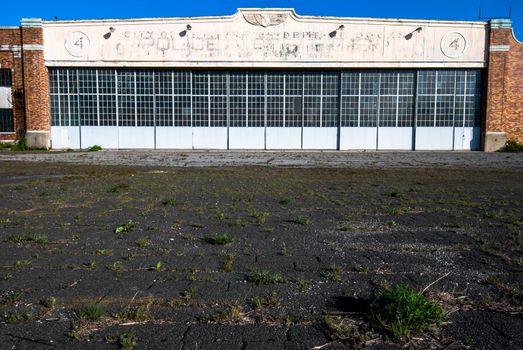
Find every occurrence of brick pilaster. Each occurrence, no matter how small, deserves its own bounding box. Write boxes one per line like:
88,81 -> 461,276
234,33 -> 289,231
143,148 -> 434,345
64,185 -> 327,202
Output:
484,19 -> 523,151
21,18 -> 50,148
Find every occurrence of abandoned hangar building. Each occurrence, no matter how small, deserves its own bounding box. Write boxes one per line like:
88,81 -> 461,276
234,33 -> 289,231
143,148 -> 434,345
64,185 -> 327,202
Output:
0,8 -> 522,151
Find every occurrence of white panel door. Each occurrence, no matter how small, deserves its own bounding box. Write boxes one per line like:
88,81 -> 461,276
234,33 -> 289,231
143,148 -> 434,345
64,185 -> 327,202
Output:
453,127 -> 480,151
265,127 -> 302,149
156,127 -> 193,149
81,126 -> 118,149
192,127 -> 228,149
340,127 -> 377,150
229,127 -> 265,149
415,127 -> 454,150
118,127 -> 155,149
52,126 -> 80,149
302,128 -> 337,150
378,127 -> 413,150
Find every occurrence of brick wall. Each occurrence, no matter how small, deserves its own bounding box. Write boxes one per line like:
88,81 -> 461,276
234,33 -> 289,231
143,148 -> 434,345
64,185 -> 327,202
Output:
484,19 -> 523,151
0,19 -> 50,147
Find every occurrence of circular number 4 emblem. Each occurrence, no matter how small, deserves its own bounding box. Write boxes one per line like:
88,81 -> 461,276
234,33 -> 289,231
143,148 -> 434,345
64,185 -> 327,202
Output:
441,32 -> 467,58
65,31 -> 90,57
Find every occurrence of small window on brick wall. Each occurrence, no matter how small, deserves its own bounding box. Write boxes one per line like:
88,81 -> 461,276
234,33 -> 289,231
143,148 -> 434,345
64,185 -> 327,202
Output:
0,109 -> 14,132
0,69 -> 12,87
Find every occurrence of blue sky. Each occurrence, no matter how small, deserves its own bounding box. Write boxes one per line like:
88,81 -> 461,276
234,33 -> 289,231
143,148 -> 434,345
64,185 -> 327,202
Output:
1,0 -> 521,38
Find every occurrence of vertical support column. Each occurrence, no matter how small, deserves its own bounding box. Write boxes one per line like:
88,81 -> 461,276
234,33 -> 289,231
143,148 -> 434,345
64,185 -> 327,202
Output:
20,18 -> 50,148
484,19 -> 513,151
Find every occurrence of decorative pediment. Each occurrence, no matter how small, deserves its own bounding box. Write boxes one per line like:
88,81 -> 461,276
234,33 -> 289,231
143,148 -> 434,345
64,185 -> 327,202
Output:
241,10 -> 290,27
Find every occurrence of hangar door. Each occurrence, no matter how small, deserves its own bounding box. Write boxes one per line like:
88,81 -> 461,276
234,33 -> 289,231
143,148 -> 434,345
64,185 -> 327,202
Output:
49,68 -> 481,151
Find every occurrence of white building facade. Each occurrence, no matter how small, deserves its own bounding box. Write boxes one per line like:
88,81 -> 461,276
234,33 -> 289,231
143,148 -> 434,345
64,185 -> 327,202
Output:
44,8 -> 487,150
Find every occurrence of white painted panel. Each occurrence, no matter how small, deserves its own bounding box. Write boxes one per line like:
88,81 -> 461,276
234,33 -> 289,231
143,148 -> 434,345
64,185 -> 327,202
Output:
51,126 -> 80,149
453,127 -> 480,151
43,9 -> 487,69
339,127 -> 377,150
229,127 -> 265,149
156,127 -> 192,149
118,127 -> 155,149
81,126 -> 119,149
0,87 -> 12,108
192,127 -> 228,149
415,127 -> 454,150
50,127 -> 63,149
266,127 -> 302,149
378,127 -> 413,150
302,127 -> 337,150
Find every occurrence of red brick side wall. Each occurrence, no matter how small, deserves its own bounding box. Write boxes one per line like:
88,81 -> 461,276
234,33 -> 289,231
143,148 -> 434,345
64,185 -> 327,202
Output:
485,27 -> 523,145
21,26 -> 50,133
0,28 -> 24,141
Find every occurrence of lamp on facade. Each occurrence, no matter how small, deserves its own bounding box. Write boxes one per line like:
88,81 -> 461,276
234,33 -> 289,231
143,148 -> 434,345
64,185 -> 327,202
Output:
329,25 -> 344,38
179,24 -> 192,37
404,27 -> 422,40
103,27 -> 116,40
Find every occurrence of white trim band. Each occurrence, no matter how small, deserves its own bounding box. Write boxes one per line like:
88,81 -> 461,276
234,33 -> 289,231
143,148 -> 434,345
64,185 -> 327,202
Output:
22,44 -> 44,51
490,45 -> 510,52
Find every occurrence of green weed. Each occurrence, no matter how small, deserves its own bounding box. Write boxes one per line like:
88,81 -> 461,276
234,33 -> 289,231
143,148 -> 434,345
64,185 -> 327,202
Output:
249,269 -> 286,285
206,233 -> 235,245
370,285 -> 444,340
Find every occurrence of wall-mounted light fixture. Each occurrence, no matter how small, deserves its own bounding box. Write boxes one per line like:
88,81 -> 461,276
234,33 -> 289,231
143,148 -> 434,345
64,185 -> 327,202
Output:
404,27 -> 422,40
179,24 -> 192,37
103,26 -> 116,40
329,25 -> 345,38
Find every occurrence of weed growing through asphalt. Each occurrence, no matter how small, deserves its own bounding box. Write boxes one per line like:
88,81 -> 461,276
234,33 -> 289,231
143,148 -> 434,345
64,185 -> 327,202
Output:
5,310 -> 32,324
339,224 -> 354,232
149,261 -> 162,271
115,220 -> 136,234
215,210 -> 226,221
278,197 -> 291,205
222,254 -> 235,272
107,183 -> 130,193
199,305 -> 242,323
124,304 -> 151,321
296,276 -> 310,292
249,269 -> 286,285
279,243 -> 291,256
76,303 -> 107,321
118,333 -> 138,350
162,198 -> 177,206
40,296 -> 57,308
207,233 -> 234,245
326,264 -> 342,282
324,314 -> 369,346
93,249 -> 112,255
252,291 -> 280,310
135,237 -> 151,247
251,209 -> 270,226
370,285 -> 444,340
6,234 -> 48,244
289,215 -> 310,225
181,287 -> 195,300
14,260 -> 30,268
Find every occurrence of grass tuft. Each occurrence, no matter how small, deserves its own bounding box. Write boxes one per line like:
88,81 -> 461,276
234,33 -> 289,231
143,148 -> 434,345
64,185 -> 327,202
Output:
249,269 -> 286,285
115,220 -> 136,234
76,303 -> 107,321
206,233 -> 235,245
370,285 -> 444,340
87,145 -> 102,152
504,139 -> 523,152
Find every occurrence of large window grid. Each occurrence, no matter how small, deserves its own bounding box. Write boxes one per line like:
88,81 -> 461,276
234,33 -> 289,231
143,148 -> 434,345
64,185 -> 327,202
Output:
49,68 -> 481,129
417,70 -> 481,127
